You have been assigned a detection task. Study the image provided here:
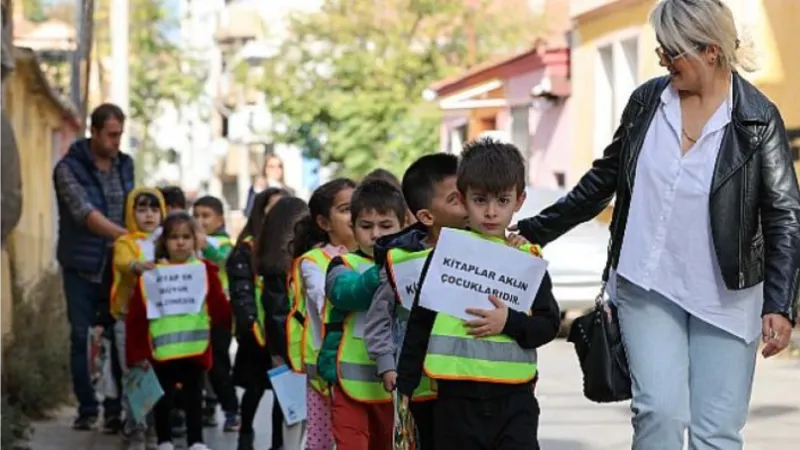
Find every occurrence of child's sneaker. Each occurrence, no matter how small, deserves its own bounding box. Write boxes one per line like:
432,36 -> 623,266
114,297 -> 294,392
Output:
188,444 -> 211,450
222,412 -> 240,432
155,443 -> 174,450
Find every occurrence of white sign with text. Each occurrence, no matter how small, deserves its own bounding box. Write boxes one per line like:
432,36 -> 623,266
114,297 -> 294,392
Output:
143,263 -> 208,319
419,228 -> 548,321
389,254 -> 428,311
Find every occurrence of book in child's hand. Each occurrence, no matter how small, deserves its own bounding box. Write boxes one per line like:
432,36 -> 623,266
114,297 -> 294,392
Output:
393,393 -> 418,450
123,365 -> 163,424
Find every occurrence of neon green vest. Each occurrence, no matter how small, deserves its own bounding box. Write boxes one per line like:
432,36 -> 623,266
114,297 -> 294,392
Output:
336,253 -> 391,403
286,248 -> 333,394
214,235 -> 233,294
385,247 -> 437,401
422,232 -> 541,384
144,260 -> 211,361
240,236 -> 266,347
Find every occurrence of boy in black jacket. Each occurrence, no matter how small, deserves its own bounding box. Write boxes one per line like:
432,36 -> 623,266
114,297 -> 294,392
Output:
396,138 -> 561,450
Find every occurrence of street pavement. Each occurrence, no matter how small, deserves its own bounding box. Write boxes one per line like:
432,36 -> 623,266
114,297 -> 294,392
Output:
30,340 -> 800,450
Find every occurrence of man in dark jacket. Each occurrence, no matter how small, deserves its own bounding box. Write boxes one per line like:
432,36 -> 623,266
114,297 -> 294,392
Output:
53,103 -> 134,431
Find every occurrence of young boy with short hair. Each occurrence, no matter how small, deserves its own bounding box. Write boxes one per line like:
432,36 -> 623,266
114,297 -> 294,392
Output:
397,138 -> 561,450
159,186 -> 187,214
364,153 -> 466,449
320,179 -> 408,450
191,195 -> 240,432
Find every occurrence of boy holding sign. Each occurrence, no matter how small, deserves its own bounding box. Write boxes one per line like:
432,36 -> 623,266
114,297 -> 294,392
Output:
321,179 -> 408,450
397,138 -> 561,450
364,153 -> 466,449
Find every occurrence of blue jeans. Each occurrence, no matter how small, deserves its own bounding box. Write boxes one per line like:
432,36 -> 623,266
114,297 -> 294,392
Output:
63,269 -> 122,418
615,276 -> 758,450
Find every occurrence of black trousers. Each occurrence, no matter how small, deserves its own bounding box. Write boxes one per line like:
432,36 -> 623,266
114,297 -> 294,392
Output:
433,390 -> 540,450
153,360 -> 205,445
411,400 -> 435,450
205,327 -> 239,414
240,384 -> 284,448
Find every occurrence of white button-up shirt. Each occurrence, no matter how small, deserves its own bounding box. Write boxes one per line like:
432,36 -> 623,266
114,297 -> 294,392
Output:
616,80 -> 763,343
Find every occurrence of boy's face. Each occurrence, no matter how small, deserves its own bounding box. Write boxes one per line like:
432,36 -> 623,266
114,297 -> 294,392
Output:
134,203 -> 161,233
462,187 -> 525,238
193,205 -> 224,234
421,175 -> 467,229
352,209 -> 403,256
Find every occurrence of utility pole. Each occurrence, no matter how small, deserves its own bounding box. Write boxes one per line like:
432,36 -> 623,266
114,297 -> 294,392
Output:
110,0 -> 130,153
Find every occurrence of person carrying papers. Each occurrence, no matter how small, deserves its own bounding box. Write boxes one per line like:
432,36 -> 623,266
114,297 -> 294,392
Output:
125,212 -> 231,450
364,153 -> 466,449
321,179 -> 409,450
110,187 -> 165,447
396,138 -> 561,450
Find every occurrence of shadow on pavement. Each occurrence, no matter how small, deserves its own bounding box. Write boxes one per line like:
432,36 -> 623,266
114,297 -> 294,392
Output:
748,404 -> 799,420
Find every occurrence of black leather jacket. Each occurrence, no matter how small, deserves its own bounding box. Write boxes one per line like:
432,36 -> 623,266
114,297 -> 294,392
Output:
518,73 -> 800,323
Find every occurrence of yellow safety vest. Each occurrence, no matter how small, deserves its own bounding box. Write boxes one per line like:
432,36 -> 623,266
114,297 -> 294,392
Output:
336,253 -> 391,403
142,260 -> 211,361
423,232 -> 542,384
385,247 -> 437,401
286,248 -> 333,394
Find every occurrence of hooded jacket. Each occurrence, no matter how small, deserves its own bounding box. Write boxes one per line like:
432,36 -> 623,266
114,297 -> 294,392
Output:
110,187 -> 166,319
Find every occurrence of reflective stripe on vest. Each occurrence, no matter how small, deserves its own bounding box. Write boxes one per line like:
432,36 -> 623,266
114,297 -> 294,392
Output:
286,249 -> 333,394
145,261 -> 211,361
386,247 -> 437,401
423,231 -> 541,384
336,253 -> 391,403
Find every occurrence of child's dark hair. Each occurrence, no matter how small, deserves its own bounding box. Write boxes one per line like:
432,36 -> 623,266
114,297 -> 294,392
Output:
402,153 -> 459,215
159,185 -> 187,209
155,211 -> 197,260
239,187 -> 289,241
351,179 -> 408,226
193,195 -> 224,216
292,178 -> 356,258
457,138 -> 526,195
363,168 -> 401,190
255,197 -> 309,275
133,192 -> 161,209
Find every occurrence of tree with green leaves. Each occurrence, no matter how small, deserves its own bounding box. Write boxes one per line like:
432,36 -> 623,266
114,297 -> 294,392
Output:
259,0 -> 541,178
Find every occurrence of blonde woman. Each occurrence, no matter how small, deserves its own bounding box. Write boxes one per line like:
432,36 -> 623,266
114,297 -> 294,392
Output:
513,0 -> 798,448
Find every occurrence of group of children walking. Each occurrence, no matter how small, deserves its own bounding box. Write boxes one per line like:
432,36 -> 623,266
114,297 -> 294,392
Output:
105,137 -> 560,450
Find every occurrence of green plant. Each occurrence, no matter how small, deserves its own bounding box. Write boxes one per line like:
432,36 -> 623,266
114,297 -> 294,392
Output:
1,395 -> 32,449
1,270 -> 71,421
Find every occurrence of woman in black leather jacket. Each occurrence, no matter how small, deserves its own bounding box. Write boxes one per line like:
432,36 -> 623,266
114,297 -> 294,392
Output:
514,1 -> 799,449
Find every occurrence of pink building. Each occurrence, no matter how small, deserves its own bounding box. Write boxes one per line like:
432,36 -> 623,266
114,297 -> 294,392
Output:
426,39 -> 573,188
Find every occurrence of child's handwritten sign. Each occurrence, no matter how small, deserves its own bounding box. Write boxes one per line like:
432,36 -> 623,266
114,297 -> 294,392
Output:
388,250 -> 430,311
143,263 -> 208,319
419,228 -> 548,321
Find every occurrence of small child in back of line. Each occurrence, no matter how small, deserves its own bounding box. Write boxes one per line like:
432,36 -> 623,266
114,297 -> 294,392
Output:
396,138 -> 561,450
321,179 -> 409,450
192,195 -> 240,432
110,187 -> 166,445
286,178 -> 357,449
159,186 -> 187,214
364,153 -> 466,449
125,212 -> 231,450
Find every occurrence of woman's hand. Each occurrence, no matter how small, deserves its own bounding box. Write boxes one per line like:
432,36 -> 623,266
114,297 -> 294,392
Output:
761,314 -> 793,358
506,233 -> 530,249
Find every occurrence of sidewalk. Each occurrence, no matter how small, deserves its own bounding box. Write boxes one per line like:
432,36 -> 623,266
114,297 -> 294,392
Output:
28,340 -> 799,450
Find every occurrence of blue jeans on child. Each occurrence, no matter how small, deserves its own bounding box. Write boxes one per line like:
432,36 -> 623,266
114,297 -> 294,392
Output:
614,276 -> 758,450
63,269 -> 122,419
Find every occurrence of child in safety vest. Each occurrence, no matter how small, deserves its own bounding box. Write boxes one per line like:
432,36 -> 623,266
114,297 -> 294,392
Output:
125,212 -> 231,450
286,178 -> 356,450
397,138 -> 561,450
192,195 -> 240,431
363,153 -> 466,449
110,187 -> 165,442
228,193 -> 306,450
322,179 -> 408,450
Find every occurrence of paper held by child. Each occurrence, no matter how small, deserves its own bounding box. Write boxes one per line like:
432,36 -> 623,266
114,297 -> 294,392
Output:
267,364 -> 307,426
419,228 -> 549,321
123,365 -> 164,424
393,392 -> 418,450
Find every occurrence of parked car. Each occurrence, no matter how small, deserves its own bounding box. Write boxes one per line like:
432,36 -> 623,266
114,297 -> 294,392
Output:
512,187 -> 610,322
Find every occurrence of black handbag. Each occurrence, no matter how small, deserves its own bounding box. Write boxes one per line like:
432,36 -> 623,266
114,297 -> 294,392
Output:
567,282 -> 632,403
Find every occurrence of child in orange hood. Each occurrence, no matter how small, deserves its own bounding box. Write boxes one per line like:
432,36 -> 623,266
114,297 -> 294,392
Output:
111,187 -> 166,445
